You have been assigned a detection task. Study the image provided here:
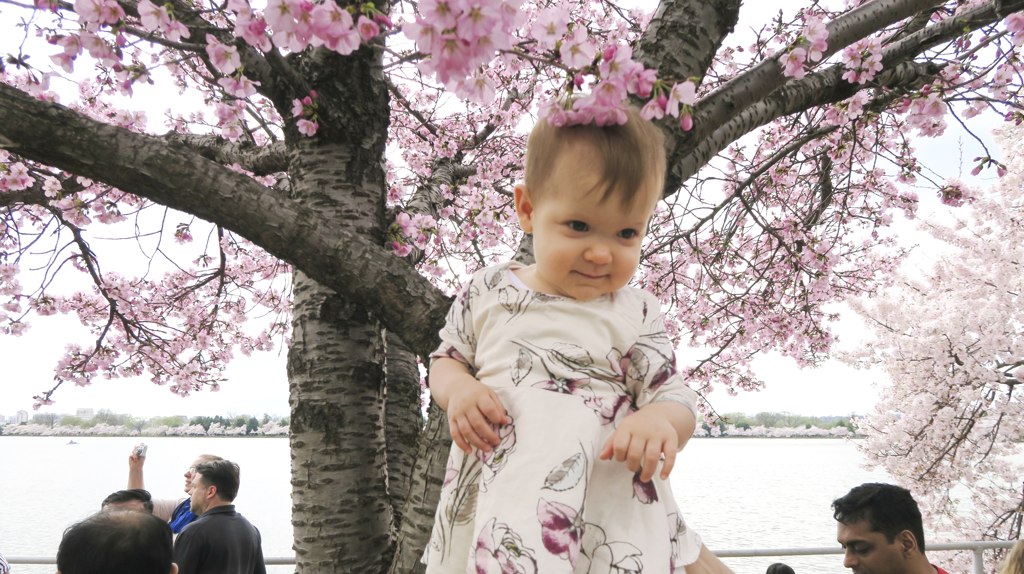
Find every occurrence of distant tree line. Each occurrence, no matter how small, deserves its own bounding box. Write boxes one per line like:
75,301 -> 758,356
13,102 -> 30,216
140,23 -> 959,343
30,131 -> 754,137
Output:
2,409 -> 289,437
700,412 -> 858,438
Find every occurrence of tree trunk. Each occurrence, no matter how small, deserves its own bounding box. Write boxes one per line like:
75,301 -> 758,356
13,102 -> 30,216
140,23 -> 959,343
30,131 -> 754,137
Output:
286,114 -> 394,570
384,332 -> 427,526
390,402 -> 451,574
289,274 -> 393,572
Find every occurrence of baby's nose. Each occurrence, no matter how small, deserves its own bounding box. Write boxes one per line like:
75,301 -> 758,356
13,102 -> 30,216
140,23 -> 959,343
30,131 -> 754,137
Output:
584,243 -> 612,263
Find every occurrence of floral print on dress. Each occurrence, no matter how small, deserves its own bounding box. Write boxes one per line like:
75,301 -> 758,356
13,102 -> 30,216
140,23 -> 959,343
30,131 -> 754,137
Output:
478,416 -> 517,489
424,262 -> 703,573
475,518 -> 538,574
538,498 -> 585,567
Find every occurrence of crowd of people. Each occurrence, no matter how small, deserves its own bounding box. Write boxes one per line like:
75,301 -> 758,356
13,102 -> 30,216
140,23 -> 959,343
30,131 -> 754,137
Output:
0,445 -> 267,574
0,110 -> 1021,574
0,470 -> 1019,573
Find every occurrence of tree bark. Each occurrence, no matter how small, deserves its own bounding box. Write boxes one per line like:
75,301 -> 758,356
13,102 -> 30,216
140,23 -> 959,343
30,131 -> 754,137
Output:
384,332 -> 427,526
389,402 -> 451,574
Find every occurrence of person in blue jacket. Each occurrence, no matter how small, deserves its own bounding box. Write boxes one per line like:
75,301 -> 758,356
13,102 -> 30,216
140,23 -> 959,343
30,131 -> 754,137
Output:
128,445 -> 222,534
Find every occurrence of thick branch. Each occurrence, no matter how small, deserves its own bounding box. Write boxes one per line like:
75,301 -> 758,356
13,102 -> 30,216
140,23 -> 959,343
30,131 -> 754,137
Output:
633,0 -> 741,194
687,0 -> 943,142
671,0 -> 1024,184
164,134 -> 290,175
0,82 -> 450,357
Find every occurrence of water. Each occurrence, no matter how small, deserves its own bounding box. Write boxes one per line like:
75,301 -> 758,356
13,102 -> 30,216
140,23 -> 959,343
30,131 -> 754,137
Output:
672,438 -> 892,574
0,435 -> 890,574
0,436 -> 293,574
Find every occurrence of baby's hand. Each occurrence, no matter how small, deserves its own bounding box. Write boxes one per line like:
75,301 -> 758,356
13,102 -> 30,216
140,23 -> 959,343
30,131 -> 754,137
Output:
599,408 -> 679,482
445,377 -> 508,454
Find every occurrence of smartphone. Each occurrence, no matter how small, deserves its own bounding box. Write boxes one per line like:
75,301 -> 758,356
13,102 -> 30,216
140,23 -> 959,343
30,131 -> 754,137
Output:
134,443 -> 148,458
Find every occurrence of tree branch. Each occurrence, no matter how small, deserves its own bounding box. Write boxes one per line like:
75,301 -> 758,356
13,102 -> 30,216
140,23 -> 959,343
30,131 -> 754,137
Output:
0,82 -> 451,357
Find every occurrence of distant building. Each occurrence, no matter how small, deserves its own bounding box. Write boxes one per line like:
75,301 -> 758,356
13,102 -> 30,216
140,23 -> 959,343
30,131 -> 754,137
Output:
76,408 -> 95,420
15,410 -> 29,424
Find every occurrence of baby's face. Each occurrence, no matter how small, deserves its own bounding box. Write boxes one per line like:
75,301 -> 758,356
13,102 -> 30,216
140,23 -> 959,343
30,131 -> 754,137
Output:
515,143 -> 657,301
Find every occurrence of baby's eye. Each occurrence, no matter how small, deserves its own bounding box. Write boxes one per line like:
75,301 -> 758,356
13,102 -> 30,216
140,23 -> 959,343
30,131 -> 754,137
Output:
619,228 -> 640,239
568,221 -> 589,232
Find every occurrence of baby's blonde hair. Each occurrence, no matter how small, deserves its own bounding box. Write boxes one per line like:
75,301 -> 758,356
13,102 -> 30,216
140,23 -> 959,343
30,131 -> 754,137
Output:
524,106 -> 667,209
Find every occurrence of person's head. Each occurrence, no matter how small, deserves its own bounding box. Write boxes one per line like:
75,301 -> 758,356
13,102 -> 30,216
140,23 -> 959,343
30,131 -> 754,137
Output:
56,510 -> 176,574
101,488 -> 154,513
1000,540 -> 1024,574
183,453 -> 222,495
514,107 -> 667,301
832,483 -> 928,574
766,563 -> 796,574
189,458 -> 241,515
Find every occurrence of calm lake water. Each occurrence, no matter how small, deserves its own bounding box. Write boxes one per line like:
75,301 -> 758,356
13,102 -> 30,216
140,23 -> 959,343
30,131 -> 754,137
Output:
0,435 -> 894,574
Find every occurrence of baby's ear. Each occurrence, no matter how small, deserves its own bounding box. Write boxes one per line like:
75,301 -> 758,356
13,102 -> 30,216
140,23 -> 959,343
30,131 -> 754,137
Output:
513,184 -> 534,233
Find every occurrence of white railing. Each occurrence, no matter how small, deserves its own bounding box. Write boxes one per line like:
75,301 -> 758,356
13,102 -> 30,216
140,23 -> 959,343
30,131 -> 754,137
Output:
7,540 -> 1017,573
713,540 -> 1017,574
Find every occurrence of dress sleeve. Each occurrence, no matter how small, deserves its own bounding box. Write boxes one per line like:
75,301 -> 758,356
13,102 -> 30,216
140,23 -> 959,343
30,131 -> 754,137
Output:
428,274 -> 479,373
627,295 -> 698,416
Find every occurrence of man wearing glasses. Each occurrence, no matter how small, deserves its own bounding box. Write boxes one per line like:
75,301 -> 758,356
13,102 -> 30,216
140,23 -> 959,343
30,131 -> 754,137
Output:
128,446 -> 223,533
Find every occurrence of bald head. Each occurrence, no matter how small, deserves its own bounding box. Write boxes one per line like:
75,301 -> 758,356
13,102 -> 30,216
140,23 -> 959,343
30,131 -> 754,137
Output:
57,510 -> 176,574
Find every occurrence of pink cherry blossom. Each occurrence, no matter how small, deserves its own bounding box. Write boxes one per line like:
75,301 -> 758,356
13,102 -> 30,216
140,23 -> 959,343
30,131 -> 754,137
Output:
310,2 -> 360,54
781,47 -> 808,79
297,118 -> 318,136
217,75 -> 260,98
559,27 -> 596,69
206,34 -> 242,74
664,80 -> 696,118
532,6 -> 569,49
803,14 -> 828,62
356,15 -> 380,41
841,37 -> 883,84
137,0 -> 169,33
74,0 -> 125,27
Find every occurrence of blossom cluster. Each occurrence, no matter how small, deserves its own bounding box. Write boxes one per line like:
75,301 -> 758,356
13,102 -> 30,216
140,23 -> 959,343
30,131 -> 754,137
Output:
291,90 -> 319,137
780,14 -> 829,80
389,212 -> 438,257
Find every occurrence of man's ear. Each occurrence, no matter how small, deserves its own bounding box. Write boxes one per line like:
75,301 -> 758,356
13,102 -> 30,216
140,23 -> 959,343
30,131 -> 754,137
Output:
896,530 -> 919,556
514,184 -> 534,233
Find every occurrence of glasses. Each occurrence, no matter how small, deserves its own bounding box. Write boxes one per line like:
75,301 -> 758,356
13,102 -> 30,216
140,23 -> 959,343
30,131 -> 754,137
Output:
186,466 -> 197,475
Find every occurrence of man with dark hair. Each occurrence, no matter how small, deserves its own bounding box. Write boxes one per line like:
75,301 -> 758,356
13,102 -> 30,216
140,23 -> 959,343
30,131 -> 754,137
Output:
832,482 -> 949,574
173,459 -> 266,574
56,510 -> 176,574
101,488 -> 155,513
128,445 -> 224,533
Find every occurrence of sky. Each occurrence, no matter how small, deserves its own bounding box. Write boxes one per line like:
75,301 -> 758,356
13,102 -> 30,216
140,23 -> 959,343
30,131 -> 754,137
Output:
0,2 -> 1002,421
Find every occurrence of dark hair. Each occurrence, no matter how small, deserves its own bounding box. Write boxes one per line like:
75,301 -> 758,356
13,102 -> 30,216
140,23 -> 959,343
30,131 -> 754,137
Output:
766,563 -> 796,574
194,458 -> 241,501
57,510 -> 172,574
832,482 -> 927,552
101,489 -> 154,513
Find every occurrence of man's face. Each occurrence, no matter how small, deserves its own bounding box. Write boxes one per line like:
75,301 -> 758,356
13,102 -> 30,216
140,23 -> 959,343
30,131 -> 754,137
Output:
837,518 -> 909,574
188,474 -> 211,516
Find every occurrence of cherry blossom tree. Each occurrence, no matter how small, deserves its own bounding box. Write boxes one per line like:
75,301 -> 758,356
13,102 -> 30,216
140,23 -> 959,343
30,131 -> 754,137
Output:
2,0 -> 1024,571
845,122 -> 1024,566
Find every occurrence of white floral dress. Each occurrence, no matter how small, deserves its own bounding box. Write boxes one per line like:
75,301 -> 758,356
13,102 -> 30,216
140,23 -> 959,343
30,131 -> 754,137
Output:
424,262 -> 704,574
